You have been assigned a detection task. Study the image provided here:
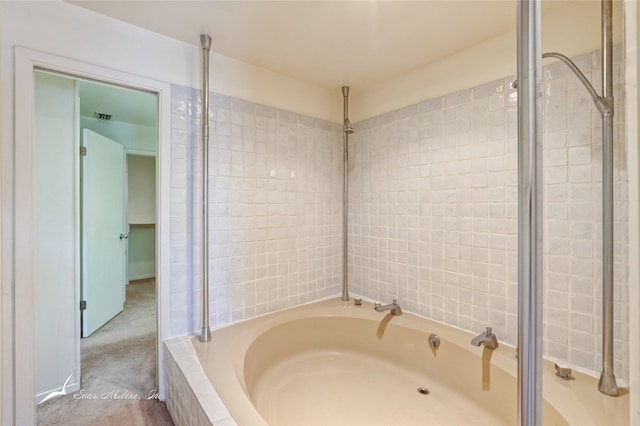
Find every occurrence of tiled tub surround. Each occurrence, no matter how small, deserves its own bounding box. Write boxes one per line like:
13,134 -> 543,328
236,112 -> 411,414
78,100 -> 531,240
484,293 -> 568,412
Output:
164,337 -> 236,426
348,46 -> 629,383
166,49 -> 628,426
170,85 -> 343,336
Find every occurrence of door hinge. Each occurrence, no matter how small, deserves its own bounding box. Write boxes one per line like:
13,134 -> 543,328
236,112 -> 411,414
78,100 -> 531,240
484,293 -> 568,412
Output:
80,300 -> 87,311
80,146 -> 87,156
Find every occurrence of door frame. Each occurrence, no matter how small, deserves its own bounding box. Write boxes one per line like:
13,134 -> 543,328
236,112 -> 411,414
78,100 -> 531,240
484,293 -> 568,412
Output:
13,47 -> 171,424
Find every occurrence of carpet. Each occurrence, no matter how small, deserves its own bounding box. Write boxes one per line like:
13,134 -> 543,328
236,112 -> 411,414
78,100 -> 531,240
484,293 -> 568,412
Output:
37,279 -> 174,426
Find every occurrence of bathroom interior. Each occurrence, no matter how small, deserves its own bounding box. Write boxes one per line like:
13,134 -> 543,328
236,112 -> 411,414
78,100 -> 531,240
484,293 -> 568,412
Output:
1,0 -> 639,425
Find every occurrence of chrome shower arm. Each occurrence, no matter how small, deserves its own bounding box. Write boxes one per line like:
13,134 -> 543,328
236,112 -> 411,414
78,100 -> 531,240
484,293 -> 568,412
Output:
541,52 -> 613,117
513,52 -> 611,117
542,53 -> 599,99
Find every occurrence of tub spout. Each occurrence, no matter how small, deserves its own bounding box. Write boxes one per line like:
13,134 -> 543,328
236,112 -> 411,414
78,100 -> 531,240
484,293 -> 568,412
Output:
375,299 -> 403,316
471,327 -> 499,350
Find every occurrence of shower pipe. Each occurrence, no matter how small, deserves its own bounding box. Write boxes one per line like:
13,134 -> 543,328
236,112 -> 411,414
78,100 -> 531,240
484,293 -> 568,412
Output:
342,86 -> 353,301
199,34 -> 212,343
529,0 -> 617,397
516,0 -> 543,424
598,0 -> 618,397
514,0 -> 618,398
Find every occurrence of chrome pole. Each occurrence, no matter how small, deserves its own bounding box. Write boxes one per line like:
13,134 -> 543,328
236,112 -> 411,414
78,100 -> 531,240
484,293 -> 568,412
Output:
517,1 -> 543,425
199,34 -> 212,343
598,0 -> 618,396
341,86 -> 351,301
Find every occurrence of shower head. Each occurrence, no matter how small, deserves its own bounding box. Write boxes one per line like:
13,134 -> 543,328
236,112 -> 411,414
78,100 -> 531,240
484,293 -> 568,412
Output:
344,118 -> 354,134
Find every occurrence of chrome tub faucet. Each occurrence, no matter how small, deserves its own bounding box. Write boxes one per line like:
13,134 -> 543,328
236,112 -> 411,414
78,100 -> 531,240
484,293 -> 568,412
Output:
375,299 -> 403,316
471,327 -> 499,350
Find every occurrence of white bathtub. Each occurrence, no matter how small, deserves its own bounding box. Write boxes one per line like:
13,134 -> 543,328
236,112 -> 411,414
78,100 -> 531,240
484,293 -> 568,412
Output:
164,298 -> 629,425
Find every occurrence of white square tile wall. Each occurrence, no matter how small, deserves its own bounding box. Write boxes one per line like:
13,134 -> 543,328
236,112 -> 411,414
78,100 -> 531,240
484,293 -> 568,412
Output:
170,85 -> 342,334
169,46 -> 628,384
349,46 -> 628,382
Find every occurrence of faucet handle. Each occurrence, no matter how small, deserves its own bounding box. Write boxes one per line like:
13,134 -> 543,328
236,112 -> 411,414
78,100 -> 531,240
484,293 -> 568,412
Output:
554,363 -> 575,380
392,299 -> 398,305
486,327 -> 493,335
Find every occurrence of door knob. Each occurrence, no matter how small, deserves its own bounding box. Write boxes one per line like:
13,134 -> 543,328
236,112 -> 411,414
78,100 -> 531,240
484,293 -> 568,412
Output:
119,233 -> 129,239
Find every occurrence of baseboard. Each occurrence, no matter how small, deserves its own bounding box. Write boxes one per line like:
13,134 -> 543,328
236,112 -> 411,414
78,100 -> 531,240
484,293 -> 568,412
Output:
35,380 -> 81,404
127,274 -> 156,282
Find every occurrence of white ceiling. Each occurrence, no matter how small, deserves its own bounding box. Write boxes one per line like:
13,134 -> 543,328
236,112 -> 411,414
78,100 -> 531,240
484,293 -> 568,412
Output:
68,0 -> 573,91
78,80 -> 157,127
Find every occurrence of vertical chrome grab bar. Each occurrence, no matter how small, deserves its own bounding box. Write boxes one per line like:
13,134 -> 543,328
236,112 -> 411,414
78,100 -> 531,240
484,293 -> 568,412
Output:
341,86 -> 351,301
516,1 -> 543,425
598,0 -> 618,397
515,0 -> 618,402
199,34 -> 212,343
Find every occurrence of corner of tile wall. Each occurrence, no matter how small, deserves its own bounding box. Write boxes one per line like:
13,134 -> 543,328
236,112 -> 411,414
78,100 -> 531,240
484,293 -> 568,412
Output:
166,44 -> 628,384
347,46 -> 628,383
163,336 -> 237,426
169,86 -> 343,336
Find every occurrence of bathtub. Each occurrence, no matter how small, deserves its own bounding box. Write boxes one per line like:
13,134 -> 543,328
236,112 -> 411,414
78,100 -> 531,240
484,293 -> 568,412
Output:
164,298 -> 629,425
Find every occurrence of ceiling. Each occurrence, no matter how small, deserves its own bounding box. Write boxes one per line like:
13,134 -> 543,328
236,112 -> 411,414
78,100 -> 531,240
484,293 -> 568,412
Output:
68,0 -> 573,91
78,80 -> 157,127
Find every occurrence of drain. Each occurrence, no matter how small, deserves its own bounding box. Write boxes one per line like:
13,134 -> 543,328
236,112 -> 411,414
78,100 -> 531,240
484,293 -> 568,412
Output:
417,387 -> 430,395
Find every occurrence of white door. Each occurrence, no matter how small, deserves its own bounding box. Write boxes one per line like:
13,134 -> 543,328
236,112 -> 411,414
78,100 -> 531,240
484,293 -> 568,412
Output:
34,71 -> 82,398
82,129 -> 126,337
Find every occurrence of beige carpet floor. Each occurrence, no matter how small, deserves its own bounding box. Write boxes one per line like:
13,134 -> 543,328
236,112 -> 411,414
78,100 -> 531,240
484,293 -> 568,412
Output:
37,279 -> 174,426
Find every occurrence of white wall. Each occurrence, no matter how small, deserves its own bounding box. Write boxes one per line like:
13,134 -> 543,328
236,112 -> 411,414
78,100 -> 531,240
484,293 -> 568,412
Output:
128,154 -> 156,224
81,117 -> 157,154
352,1 -> 624,122
128,154 -> 157,280
625,0 -> 639,422
128,225 -> 156,281
0,2 -> 338,122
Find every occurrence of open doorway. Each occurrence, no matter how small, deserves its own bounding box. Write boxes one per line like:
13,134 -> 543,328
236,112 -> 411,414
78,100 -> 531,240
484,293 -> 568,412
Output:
33,71 -> 169,423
